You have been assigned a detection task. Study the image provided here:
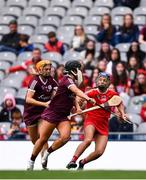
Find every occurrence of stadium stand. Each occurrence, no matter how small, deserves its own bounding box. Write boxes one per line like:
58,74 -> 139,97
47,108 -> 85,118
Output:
0,0 -> 146,141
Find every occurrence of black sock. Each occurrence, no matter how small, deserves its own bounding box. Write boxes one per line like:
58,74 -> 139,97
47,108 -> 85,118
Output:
30,154 -> 37,161
47,146 -> 54,154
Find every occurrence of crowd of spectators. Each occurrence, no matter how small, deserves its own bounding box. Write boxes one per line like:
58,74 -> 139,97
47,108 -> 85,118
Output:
0,0 -> 146,140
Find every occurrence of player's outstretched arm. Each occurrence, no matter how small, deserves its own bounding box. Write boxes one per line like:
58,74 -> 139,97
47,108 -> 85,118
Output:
69,84 -> 96,105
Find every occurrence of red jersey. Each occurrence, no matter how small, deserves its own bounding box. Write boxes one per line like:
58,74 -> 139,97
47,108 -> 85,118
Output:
84,88 -> 118,135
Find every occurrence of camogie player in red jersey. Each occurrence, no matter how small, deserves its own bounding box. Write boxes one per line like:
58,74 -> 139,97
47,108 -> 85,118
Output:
66,72 -> 128,170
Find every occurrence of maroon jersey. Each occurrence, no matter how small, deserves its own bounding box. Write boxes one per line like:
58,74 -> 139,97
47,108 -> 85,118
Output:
41,75 -> 76,123
23,75 -> 58,126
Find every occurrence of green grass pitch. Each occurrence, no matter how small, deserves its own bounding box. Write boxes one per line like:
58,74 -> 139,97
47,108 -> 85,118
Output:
0,170 -> 146,179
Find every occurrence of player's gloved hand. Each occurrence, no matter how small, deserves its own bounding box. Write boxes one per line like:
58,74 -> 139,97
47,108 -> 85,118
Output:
87,98 -> 96,105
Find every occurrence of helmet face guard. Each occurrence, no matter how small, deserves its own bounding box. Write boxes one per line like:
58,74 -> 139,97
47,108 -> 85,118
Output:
96,72 -> 110,91
65,61 -> 83,86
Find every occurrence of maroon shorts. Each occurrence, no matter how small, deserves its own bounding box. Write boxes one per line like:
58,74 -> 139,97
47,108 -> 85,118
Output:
41,109 -> 69,124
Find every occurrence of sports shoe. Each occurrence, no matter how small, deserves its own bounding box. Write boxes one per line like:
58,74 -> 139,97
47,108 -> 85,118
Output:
41,150 -> 49,168
41,157 -> 48,170
27,160 -> 34,170
77,160 -> 84,170
66,161 -> 77,169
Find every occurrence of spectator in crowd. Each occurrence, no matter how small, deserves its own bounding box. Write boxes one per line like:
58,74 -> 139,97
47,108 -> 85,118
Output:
127,56 -> 140,86
80,40 -> 96,69
71,25 -> 88,52
97,59 -> 108,73
0,94 -> 21,122
96,14 -> 117,46
112,62 -> 130,94
7,109 -> 27,140
106,48 -> 121,75
54,64 -> 64,83
18,34 -> 34,54
114,0 -> 140,10
88,68 -> 99,88
139,25 -> 146,44
98,42 -> 111,62
115,14 -> 139,44
127,41 -> 145,66
44,31 -> 65,55
0,20 -> 20,54
7,48 -> 42,75
133,70 -> 146,95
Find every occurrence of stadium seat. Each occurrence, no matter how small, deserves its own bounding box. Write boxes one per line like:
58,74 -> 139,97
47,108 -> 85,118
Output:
57,26 -> 74,38
95,42 -> 101,52
58,34 -> 72,48
23,7 -> 44,18
134,16 -> 146,26
63,50 -> 82,61
18,16 -> 38,28
0,0 -> 5,8
84,25 -> 97,36
9,71 -> 27,80
7,0 -> 27,9
1,76 -> 23,90
18,25 -> 34,36
140,43 -> 146,52
1,7 -> 22,18
116,43 -> 131,53
39,16 -> 61,28
140,0 -> 146,6
89,7 -> 110,16
67,7 -> 88,18
35,26 -> 56,35
29,0 -> 49,10
0,16 -> 15,25
0,61 -> 11,71
134,7 -> 146,16
0,87 -> 16,104
0,52 -> 16,64
137,122 -> 146,133
84,16 -> 101,26
94,0 -> 114,8
42,52 -> 63,64
33,43 -> 45,52
45,7 -> 66,19
120,52 -> 127,62
72,0 -> 93,10
50,0 -> 71,10
126,96 -> 143,114
16,87 -> 27,104
17,52 -> 32,62
29,35 -> 48,45
0,25 -> 9,35
112,15 -> 123,26
111,7 -> 132,17
62,16 -> 83,26
0,71 -> 5,81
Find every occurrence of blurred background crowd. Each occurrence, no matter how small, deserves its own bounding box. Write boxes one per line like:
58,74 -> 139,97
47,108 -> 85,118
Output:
0,0 -> 146,141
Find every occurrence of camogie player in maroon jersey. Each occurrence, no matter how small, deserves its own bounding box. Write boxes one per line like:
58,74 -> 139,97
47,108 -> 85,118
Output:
23,60 -> 58,169
27,60 -> 96,170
